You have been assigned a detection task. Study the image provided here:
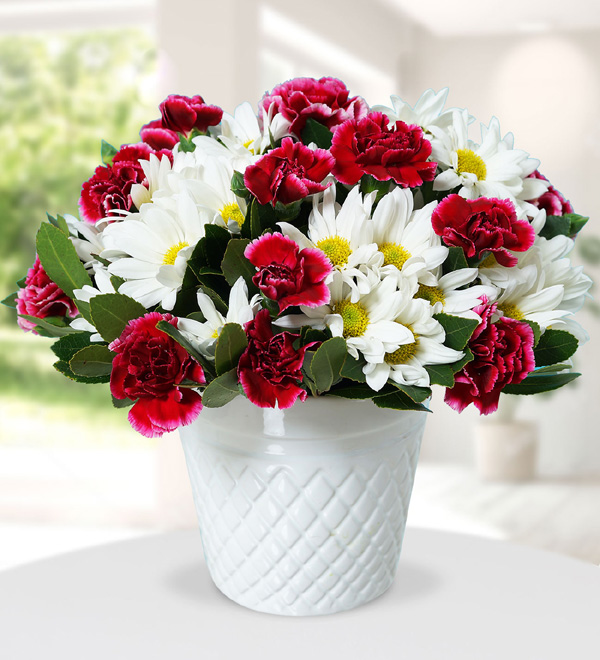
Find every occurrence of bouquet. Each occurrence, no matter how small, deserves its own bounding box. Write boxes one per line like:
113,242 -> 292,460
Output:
4,77 -> 592,438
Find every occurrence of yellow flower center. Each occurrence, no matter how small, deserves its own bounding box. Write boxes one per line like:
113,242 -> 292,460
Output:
211,328 -> 219,339
385,325 -> 419,365
416,284 -> 446,307
480,253 -> 497,268
334,300 -> 369,338
499,303 -> 525,321
220,202 -> 245,227
243,138 -> 255,154
379,242 -> 411,270
162,241 -> 189,266
317,236 -> 352,268
456,148 -> 487,181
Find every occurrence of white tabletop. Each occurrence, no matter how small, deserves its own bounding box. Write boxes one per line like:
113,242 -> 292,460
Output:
0,528 -> 598,659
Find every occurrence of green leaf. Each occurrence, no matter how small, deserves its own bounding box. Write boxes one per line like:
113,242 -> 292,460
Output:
442,246 -> 470,273
17,314 -> 79,337
247,200 -> 262,239
110,275 -> 125,291
203,224 -> 231,269
155,320 -> 215,378
534,329 -> 578,368
221,238 -> 256,288
340,355 -> 367,382
434,313 -> 479,351
53,359 -> 109,384
524,320 -> 541,347
539,215 -> 571,240
90,293 -> 147,343
51,331 -> 95,361
178,133 -> 196,152
112,395 -> 135,409
46,213 -> 69,236
373,389 -> 431,412
101,140 -> 118,166
1,291 -> 18,309
70,344 -> 115,377
503,372 -> 580,395
273,199 -> 303,222
329,382 -> 390,399
389,382 -> 431,403
424,363 -> 455,387
301,352 -> 318,396
202,369 -> 240,408
231,170 -> 249,198
565,213 -> 588,237
532,362 -> 572,375
308,337 -> 347,394
198,286 -> 228,316
214,323 -> 248,376
36,223 -> 93,304
300,118 -> 333,149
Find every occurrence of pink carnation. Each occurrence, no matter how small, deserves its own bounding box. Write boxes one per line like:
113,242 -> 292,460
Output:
245,233 -> 332,312
109,312 -> 205,438
238,310 -> 311,409
260,76 -> 368,136
244,137 -> 334,206
445,300 -> 535,415
16,256 -> 78,333
331,112 -> 436,187
431,195 -> 535,267
527,170 -> 574,216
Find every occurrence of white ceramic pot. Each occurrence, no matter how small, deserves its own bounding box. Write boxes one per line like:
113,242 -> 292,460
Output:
179,396 -> 427,616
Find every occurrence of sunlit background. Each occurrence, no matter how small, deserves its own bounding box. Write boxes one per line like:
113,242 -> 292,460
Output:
1,0 -> 599,569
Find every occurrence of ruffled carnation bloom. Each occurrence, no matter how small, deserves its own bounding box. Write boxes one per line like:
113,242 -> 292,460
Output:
79,143 -> 170,224
140,119 -> 179,150
238,309 -> 312,409
331,112 -> 437,187
244,137 -> 334,206
526,170 -> 574,217
109,312 -> 205,438
444,299 -> 535,415
431,194 -> 535,267
245,232 -> 332,312
259,76 -> 368,136
16,255 -> 78,333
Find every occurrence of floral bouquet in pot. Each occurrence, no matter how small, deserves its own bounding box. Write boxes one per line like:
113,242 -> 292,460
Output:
4,77 -> 592,438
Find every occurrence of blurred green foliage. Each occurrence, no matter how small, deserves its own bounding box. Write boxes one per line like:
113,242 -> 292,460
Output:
0,28 -> 157,325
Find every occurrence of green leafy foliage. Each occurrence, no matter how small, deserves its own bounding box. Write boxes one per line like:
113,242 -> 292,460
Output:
36,223 -> 92,304
101,140 -> 118,166
46,213 -> 69,236
90,293 -> 147,343
17,315 -> 79,338
300,118 -> 333,149
360,175 -> 391,204
214,323 -> 248,376
534,329 -> 578,368
434,313 -> 479,351
2,292 -> 18,309
70,344 -> 114,377
53,359 -> 109,384
307,337 -> 347,394
340,355 -> 367,382
202,369 -> 240,408
51,331 -> 95,361
503,371 -> 580,395
540,213 -> 588,240
524,320 -> 541,347
373,389 -> 431,412
442,246 -> 469,273
221,238 -> 256,289
112,395 -> 135,409
230,171 -> 248,198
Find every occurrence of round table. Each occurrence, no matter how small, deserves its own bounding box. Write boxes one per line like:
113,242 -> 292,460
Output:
0,528 -> 598,659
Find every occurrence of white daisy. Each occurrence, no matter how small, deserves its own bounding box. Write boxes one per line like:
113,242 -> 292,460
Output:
415,268 -> 498,319
363,297 -> 464,391
301,271 -> 414,368
101,191 -> 211,311
431,110 -> 534,201
70,264 -> 116,341
370,187 -> 447,286
371,88 -> 462,135
130,153 -> 174,209
177,277 -> 259,357
65,214 -> 106,269
279,184 -> 379,300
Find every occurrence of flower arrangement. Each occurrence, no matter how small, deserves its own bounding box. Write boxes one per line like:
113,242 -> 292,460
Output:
4,77 -> 592,438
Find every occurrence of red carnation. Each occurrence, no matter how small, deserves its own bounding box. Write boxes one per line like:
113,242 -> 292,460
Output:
140,119 -> 180,150
331,112 -> 437,187
432,195 -> 535,267
526,170 -> 574,217
244,137 -> 334,206
109,312 -> 205,438
16,255 -> 78,333
79,143 -> 169,224
260,76 -> 368,136
238,310 -> 311,409
245,233 -> 332,312
445,300 -> 535,415
159,94 -> 223,134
